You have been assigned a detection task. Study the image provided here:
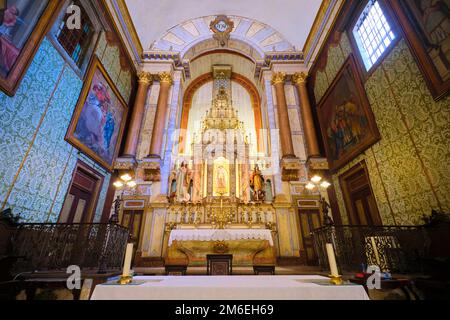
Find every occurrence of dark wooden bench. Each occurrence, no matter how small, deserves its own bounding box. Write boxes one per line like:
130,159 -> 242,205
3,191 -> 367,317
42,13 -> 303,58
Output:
165,265 -> 188,276
253,265 -> 275,275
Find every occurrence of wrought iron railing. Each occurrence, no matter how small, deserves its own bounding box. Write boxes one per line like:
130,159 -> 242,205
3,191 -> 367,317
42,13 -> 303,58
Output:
10,223 -> 130,274
312,225 -> 429,274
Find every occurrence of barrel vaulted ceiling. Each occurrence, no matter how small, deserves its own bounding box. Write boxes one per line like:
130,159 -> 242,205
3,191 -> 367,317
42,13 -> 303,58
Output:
106,0 -> 347,75
125,0 -> 322,50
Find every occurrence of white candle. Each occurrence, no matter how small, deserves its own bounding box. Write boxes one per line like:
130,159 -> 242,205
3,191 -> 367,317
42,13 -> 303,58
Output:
326,243 -> 339,276
122,243 -> 134,277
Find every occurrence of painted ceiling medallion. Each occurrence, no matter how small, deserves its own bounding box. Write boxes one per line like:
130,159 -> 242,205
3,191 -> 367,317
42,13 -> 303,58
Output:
210,15 -> 234,47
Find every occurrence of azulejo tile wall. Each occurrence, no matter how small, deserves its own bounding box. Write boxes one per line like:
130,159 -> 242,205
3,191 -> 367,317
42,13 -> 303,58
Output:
0,33 -> 133,223
313,37 -> 450,225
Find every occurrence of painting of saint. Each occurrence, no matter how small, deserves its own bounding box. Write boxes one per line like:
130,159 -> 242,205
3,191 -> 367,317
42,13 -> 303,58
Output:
66,58 -> 128,171
0,0 -> 49,77
327,100 -> 367,160
318,56 -> 380,171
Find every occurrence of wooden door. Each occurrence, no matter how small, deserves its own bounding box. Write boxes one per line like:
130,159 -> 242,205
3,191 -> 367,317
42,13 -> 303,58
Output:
298,209 -> 322,265
59,185 -> 92,224
59,161 -> 103,224
340,162 -> 382,226
121,210 -> 143,259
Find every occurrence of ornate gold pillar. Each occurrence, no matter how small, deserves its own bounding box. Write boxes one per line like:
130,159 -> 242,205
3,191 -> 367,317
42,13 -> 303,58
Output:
271,72 -> 295,158
123,72 -> 152,158
148,72 -> 173,158
292,72 -> 320,158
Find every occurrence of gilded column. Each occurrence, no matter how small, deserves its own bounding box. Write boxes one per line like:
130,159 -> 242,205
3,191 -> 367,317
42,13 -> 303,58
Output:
292,72 -> 320,158
148,72 -> 173,158
123,72 -> 152,157
271,72 -> 295,158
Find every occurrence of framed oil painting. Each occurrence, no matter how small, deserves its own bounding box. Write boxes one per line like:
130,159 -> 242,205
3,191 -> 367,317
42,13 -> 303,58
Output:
66,57 -> 128,172
0,0 -> 63,96
388,0 -> 450,100
318,55 -> 380,171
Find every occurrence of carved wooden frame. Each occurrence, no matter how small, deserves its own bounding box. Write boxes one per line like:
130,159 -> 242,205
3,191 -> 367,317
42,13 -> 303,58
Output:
387,0 -> 450,100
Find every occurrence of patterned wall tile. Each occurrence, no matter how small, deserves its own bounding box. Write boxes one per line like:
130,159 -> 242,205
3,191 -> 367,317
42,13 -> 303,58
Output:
316,35 -> 450,226
0,31 -> 129,222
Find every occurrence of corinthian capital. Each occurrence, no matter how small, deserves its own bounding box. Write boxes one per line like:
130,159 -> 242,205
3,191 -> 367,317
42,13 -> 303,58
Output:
138,72 -> 153,85
271,72 -> 286,85
292,72 -> 308,85
158,72 -> 173,85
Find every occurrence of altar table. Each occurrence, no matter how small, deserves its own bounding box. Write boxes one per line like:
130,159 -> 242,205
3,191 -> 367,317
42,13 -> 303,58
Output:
91,276 -> 370,300
166,229 -> 276,267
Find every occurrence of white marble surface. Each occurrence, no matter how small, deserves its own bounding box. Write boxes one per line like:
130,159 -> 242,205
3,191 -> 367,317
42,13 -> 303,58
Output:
91,275 -> 370,300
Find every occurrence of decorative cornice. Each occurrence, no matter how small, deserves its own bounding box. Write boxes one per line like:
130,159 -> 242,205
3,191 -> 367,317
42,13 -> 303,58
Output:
142,51 -> 182,66
271,72 -> 286,85
292,72 -> 308,85
138,72 -> 153,85
158,72 -> 174,85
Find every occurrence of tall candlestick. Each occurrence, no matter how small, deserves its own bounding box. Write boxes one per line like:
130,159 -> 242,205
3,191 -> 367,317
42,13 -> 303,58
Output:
122,243 -> 134,277
326,243 -> 339,276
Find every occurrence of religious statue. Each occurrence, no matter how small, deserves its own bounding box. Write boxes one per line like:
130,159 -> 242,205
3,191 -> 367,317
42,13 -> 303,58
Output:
264,180 -> 273,203
175,162 -> 191,202
109,196 -> 122,224
321,199 -> 334,226
169,168 -> 177,203
216,165 -> 228,193
250,165 -> 265,202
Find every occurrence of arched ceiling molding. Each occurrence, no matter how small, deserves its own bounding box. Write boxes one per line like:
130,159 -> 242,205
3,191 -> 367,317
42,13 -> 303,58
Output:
180,72 -> 263,153
151,16 -> 294,56
184,52 -> 260,91
183,38 -> 264,62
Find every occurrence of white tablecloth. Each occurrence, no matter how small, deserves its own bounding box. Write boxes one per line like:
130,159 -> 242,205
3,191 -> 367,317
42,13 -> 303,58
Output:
168,229 -> 274,246
91,276 -> 370,300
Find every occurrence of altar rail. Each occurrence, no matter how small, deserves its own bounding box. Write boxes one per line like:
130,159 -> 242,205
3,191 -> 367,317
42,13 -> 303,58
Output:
312,225 -> 428,274
10,223 -> 129,273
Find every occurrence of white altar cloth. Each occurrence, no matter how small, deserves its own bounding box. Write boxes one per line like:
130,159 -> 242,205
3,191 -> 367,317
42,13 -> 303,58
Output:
91,276 -> 369,300
168,229 -> 274,246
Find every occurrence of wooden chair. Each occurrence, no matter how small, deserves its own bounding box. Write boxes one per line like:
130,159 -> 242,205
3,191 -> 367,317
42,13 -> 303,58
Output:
207,254 -> 233,275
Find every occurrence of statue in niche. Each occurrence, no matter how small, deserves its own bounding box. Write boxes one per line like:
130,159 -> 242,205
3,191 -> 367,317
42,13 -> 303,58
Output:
216,165 -> 228,193
176,162 -> 191,202
250,165 -> 265,202
168,169 -> 177,203
264,180 -> 273,203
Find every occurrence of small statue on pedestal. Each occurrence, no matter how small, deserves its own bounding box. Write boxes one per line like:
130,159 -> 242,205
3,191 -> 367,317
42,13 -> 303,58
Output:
110,196 -> 122,224
250,165 -> 265,202
321,198 -> 334,226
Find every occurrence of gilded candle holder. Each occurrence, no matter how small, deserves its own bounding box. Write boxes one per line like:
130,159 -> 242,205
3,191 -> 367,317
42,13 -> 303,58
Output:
117,275 -> 133,285
329,275 -> 343,285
